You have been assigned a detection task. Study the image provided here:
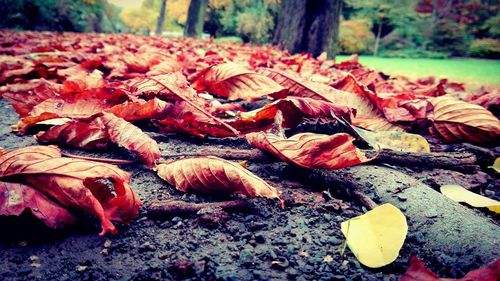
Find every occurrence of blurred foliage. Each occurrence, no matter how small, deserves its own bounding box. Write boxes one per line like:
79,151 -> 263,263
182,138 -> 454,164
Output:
120,0 -> 188,34
430,19 -> 470,56
206,0 -> 279,43
339,19 -> 374,54
0,0 -> 124,32
469,38 -> 500,59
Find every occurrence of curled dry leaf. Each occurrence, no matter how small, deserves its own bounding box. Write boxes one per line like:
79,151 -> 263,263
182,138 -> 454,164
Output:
340,203 -> 408,268
440,184 -> 500,213
14,87 -> 130,133
0,181 -> 76,229
247,132 -> 369,170
430,96 -> 500,144
156,156 -> 283,206
0,146 -> 141,235
235,97 -> 354,133
105,98 -> 172,121
191,63 -> 286,101
37,112 -> 160,167
400,256 -> 500,281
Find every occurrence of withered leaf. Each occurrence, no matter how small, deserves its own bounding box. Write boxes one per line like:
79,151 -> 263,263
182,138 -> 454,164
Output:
156,156 -> 283,206
430,96 -> 500,144
0,146 -> 141,235
37,112 -> 160,167
192,63 -> 286,101
247,131 -> 369,170
0,181 -> 76,229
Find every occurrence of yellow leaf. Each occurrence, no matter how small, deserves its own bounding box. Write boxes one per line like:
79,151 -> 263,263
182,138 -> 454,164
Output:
340,203 -> 407,268
440,184 -> 500,213
360,129 -> 430,153
490,158 -> 500,173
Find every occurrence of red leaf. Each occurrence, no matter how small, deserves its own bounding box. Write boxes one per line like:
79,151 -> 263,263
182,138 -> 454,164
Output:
231,97 -> 354,134
191,63 -> 287,101
247,131 -> 369,170
400,256 -> 500,281
0,146 -> 141,235
37,113 -> 160,167
0,181 -> 76,229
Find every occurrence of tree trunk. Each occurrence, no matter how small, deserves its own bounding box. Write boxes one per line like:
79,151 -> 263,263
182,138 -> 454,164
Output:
273,0 -> 341,58
373,20 -> 383,56
155,0 -> 167,35
184,0 -> 208,38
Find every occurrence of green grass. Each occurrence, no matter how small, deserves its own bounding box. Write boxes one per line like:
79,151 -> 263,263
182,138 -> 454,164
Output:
336,55 -> 500,88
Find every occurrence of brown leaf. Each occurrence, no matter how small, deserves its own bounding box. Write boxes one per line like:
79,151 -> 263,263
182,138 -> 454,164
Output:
430,96 -> 500,144
191,63 -> 286,101
36,113 -> 160,167
156,156 -> 283,206
0,181 -> 76,229
247,131 -> 369,170
0,146 -> 141,235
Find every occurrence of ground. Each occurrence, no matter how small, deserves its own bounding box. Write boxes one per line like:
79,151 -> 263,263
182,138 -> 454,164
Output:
337,55 -> 500,88
0,97 -> 497,281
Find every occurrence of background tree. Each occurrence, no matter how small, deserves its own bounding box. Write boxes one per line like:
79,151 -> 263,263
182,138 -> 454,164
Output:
155,0 -> 168,35
273,0 -> 342,58
344,0 -> 417,56
185,0 -> 208,37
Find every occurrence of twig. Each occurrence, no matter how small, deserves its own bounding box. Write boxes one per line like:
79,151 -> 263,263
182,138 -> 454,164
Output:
147,199 -> 252,217
61,152 -> 136,164
161,147 -> 478,173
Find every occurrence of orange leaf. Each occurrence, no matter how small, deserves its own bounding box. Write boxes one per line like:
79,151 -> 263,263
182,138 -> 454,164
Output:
247,131 -> 369,170
430,96 -> 500,144
0,146 -> 141,235
191,63 -> 286,101
0,181 -> 76,229
156,156 -> 282,206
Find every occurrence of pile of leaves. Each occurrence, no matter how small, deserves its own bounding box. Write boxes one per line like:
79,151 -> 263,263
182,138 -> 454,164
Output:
0,31 -> 499,277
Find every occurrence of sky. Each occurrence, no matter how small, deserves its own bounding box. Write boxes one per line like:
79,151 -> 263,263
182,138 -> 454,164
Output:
108,0 -> 144,9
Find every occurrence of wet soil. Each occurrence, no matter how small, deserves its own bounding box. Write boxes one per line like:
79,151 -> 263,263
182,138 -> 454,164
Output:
0,99 -> 497,281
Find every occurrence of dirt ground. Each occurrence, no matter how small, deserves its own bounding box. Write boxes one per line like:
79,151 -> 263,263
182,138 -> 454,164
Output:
0,98 -> 497,281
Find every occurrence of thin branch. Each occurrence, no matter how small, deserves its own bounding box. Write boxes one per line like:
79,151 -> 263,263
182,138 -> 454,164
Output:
61,152 -> 136,164
147,199 -> 252,217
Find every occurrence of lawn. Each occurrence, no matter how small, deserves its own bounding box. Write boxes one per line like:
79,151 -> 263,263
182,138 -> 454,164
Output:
336,55 -> 500,88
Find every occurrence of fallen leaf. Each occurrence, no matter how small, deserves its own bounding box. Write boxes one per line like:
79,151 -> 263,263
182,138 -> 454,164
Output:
356,128 -> 430,153
36,112 -> 160,167
0,181 -> 76,229
235,97 -> 354,133
340,203 -> 407,268
247,131 -> 369,170
156,156 -> 282,206
105,98 -> 172,121
440,184 -> 500,213
0,146 -> 141,235
490,158 -> 500,173
400,256 -> 500,281
430,96 -> 500,144
192,63 -> 286,101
